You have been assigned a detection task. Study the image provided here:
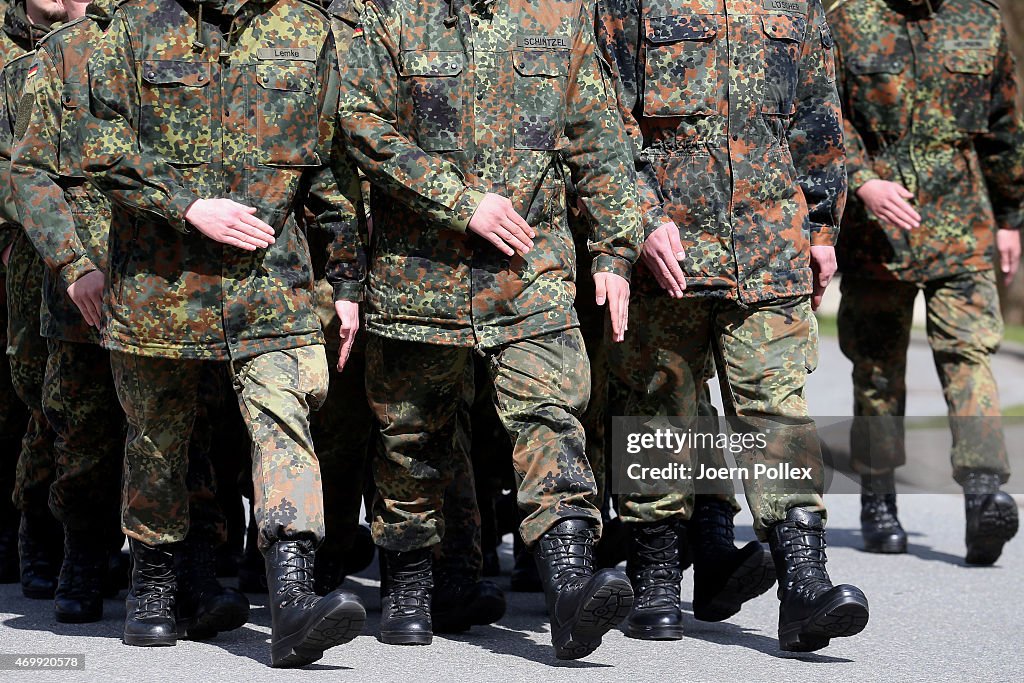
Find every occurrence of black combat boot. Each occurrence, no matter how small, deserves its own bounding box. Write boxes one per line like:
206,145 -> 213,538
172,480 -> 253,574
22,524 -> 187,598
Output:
176,533 -> 250,640
264,539 -> 365,667
123,539 -> 178,647
963,471 -> 1019,566
18,512 -> 62,599
431,570 -> 507,633
689,498 -> 776,622
534,519 -> 634,660
54,528 -> 107,623
859,473 -> 907,554
0,519 -> 18,583
379,548 -> 433,645
624,521 -> 683,640
768,508 -> 869,652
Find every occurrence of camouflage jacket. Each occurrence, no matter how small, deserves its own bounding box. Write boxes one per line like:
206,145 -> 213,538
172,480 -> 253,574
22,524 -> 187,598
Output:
336,0 -> 641,348
829,0 -> 1024,282
596,0 -> 846,303
0,0 -> 50,255
11,1 -> 114,345
82,0 -> 363,361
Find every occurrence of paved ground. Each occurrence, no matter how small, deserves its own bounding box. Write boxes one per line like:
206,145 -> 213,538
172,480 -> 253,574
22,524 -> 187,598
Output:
1,317 -> 1022,682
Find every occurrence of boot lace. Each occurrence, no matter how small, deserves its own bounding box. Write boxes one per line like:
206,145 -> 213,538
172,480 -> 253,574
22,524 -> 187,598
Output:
693,500 -> 737,558
539,528 -> 595,590
631,523 -> 681,608
277,548 -> 317,609
861,494 -> 902,532
387,555 -> 432,617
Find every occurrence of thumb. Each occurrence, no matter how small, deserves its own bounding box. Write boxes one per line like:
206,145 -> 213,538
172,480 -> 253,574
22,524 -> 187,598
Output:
595,276 -> 607,306
667,224 -> 685,260
896,185 -> 914,199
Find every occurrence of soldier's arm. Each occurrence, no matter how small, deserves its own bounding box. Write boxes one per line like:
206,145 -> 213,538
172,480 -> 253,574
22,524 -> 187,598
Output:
81,15 -> 199,234
975,22 -> 1024,232
827,7 -> 877,195
788,0 -> 846,247
562,1 -> 641,282
11,47 -> 98,291
594,0 -> 668,239
0,60 -> 22,244
306,32 -> 366,304
336,1 -> 485,232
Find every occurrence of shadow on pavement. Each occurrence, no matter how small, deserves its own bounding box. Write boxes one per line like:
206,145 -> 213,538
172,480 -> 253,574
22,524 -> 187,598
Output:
824,527 -> 967,565
682,616 -> 854,664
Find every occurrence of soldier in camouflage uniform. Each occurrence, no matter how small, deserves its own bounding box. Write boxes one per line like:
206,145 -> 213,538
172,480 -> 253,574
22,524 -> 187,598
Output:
82,0 -> 367,665
597,0 -> 869,652
335,0 -> 641,658
0,0 -> 65,601
828,0 -> 1023,564
0,0 -> 33,587
11,0 -> 249,632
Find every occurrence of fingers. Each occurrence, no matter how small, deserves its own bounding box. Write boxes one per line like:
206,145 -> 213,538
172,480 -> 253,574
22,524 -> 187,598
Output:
236,210 -> 275,237
595,275 -> 607,306
642,251 -> 673,293
666,223 -> 686,261
1003,245 -> 1021,286
496,223 -> 533,255
895,185 -> 915,199
84,291 -> 103,328
606,279 -> 629,342
484,231 -> 515,257
337,333 -> 356,372
878,197 -> 921,231
503,203 -> 535,239
220,233 -> 260,252
811,286 -> 825,312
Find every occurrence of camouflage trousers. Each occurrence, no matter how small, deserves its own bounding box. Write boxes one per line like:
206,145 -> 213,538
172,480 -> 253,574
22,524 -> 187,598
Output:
42,340 -> 123,532
111,345 -> 328,549
0,276 -> 28,525
609,295 -> 826,541
6,234 -> 56,512
838,271 -> 1009,483
366,329 -> 600,551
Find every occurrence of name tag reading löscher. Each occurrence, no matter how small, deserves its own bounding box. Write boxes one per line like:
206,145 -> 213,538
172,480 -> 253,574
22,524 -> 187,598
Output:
762,0 -> 807,15
256,47 -> 317,61
517,35 -> 570,50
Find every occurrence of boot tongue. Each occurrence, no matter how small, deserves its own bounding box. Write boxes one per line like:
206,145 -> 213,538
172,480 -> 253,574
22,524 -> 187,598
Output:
785,507 -> 822,529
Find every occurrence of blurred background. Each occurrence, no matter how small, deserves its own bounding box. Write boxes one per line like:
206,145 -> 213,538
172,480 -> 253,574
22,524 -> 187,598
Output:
1002,3 -> 1024,324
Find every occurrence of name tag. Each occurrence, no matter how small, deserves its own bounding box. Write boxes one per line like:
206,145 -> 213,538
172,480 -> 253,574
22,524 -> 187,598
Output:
256,47 -> 317,61
516,35 -> 570,50
762,0 -> 807,15
944,39 -> 989,51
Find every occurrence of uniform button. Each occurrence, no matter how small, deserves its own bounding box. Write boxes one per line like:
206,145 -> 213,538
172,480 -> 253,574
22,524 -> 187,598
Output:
733,57 -> 740,66
197,75 -> 205,82
229,335 -> 238,344
146,71 -> 156,79
477,92 -> 484,100
732,135 -> 738,141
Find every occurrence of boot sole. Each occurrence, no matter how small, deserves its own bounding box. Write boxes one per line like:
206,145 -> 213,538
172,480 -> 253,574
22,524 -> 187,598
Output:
862,536 -> 908,554
779,589 -> 869,653
554,573 -> 634,660
123,633 -> 177,647
271,599 -> 366,668
378,631 -> 433,645
966,497 -> 1019,566
624,622 -> 683,641
55,606 -> 103,624
185,599 -> 251,640
694,548 -> 777,622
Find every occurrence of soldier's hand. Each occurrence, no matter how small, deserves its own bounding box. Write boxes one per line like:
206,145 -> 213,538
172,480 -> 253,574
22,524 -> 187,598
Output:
595,272 -> 630,342
809,245 -> 837,311
856,179 -> 920,231
468,193 -> 535,256
997,228 -> 1021,286
67,269 -> 105,328
335,300 -> 360,372
642,221 -> 687,298
185,198 -> 276,250
0,243 -> 11,266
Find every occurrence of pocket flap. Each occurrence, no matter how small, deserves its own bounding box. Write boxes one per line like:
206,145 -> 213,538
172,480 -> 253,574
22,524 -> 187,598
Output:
400,51 -> 464,77
512,50 -> 568,77
645,15 -> 717,44
849,54 -> 905,75
945,52 -> 994,75
61,86 -> 82,110
256,64 -> 314,92
141,60 -> 210,87
761,14 -> 805,42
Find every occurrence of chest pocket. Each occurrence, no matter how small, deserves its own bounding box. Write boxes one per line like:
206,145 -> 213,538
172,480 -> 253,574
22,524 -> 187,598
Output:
944,50 -> 995,133
512,50 -> 568,150
400,51 -> 464,152
848,52 -> 908,132
58,81 -> 87,177
642,14 -> 719,117
255,63 -> 320,166
761,14 -> 805,116
140,60 -> 212,164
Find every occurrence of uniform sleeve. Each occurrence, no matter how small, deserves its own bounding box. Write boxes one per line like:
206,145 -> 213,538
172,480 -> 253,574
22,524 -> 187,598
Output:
0,61 -> 22,250
305,32 -> 367,303
336,1 -> 485,233
563,1 -> 642,281
788,0 -> 846,247
828,8 -> 878,194
594,0 -> 669,239
11,48 -> 98,290
975,22 -> 1024,232
81,15 -> 199,233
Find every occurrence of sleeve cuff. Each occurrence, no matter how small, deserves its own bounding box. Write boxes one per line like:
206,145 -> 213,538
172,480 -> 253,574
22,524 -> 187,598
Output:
996,210 -> 1024,232
332,281 -> 365,302
849,167 -> 880,194
58,255 -> 99,291
642,209 -> 670,239
450,188 -> 487,233
591,254 -> 633,282
809,224 -> 838,247
167,189 -> 200,234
